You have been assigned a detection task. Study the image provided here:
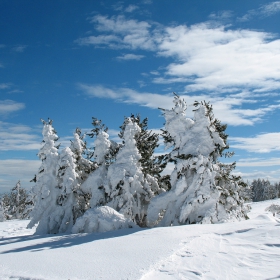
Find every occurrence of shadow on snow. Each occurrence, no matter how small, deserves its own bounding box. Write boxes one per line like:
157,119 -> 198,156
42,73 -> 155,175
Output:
0,227 -> 146,254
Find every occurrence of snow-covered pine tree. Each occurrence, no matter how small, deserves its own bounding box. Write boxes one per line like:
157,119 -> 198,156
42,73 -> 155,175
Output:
251,179 -> 264,202
70,128 -> 94,181
119,114 -> 168,192
27,119 -> 60,233
87,117 -> 119,165
81,118 -> 115,209
70,128 -> 94,214
81,128 -> 111,209
106,117 -> 158,227
147,94 -> 249,227
252,179 -> 278,201
51,146 -> 80,233
0,198 -> 5,222
1,181 -> 33,220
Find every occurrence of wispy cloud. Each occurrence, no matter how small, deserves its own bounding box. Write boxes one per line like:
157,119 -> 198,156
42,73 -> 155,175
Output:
125,5 -> 139,13
208,10 -> 233,22
0,83 -> 11,90
76,15 -> 157,51
12,45 -> 27,53
233,168 -> 280,183
76,15 -> 280,94
237,157 -> 280,167
0,160 -> 40,192
238,1 -> 280,22
116,53 -> 145,60
0,121 -> 41,151
78,84 -> 280,126
78,83 -> 172,109
230,133 -> 280,153
0,100 -> 25,116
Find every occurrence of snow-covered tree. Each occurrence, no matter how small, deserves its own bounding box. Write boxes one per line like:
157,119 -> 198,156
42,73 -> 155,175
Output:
266,203 -> 280,216
105,117 -> 158,227
27,119 -> 60,233
70,128 -> 95,215
70,128 -> 94,181
0,198 -> 5,222
1,181 -> 33,220
119,114 -> 168,192
81,118 -> 113,209
87,117 -> 119,165
252,179 -> 278,202
147,94 -> 249,227
49,147 -> 81,233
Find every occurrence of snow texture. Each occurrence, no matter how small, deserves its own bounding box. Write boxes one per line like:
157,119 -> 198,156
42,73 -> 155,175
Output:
0,199 -> 279,280
72,206 -> 137,233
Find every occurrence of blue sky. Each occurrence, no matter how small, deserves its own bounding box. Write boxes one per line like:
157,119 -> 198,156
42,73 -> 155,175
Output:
1,0 -> 280,193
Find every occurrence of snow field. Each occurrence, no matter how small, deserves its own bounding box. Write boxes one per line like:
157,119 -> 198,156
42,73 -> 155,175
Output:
0,199 -> 280,280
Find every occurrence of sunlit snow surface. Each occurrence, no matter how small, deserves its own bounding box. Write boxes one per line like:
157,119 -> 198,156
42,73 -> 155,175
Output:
1,199 -> 280,280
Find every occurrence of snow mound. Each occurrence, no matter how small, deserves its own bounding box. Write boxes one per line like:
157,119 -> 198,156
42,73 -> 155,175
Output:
72,206 -> 138,234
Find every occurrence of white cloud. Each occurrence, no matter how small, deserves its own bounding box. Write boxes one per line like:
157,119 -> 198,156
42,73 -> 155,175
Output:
208,10 -> 233,21
238,1 -> 280,21
116,53 -> 145,60
0,100 -> 25,116
230,133 -> 280,153
77,15 -> 280,94
125,5 -> 139,13
0,121 -> 41,151
76,15 -> 157,51
78,83 -> 173,109
12,45 -> 27,53
78,84 -> 280,126
233,169 -> 280,183
157,23 -> 280,93
0,83 -> 11,90
261,1 -> 280,16
0,160 -> 40,192
237,157 -> 280,167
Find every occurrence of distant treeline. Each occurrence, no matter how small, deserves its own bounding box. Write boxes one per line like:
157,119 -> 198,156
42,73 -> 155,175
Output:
251,179 -> 280,202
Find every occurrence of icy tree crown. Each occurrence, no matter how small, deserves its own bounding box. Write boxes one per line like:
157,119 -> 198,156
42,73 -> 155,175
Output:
162,96 -> 226,159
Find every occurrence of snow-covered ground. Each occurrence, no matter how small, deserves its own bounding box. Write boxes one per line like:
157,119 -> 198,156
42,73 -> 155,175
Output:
0,199 -> 280,280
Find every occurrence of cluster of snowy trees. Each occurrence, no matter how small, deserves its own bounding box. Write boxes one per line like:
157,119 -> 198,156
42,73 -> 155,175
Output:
251,179 -> 280,202
24,94 -> 249,234
0,181 -> 33,222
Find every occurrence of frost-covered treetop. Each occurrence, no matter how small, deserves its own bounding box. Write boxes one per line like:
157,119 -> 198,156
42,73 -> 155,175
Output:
93,131 -> 111,164
58,147 -> 78,192
116,118 -> 141,163
70,129 -> 84,156
162,96 -> 226,158
39,119 -> 59,160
